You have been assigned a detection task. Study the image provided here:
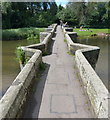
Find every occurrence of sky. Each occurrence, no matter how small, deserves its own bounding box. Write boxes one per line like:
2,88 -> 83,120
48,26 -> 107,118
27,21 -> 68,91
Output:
55,0 -> 68,7
55,0 -> 88,8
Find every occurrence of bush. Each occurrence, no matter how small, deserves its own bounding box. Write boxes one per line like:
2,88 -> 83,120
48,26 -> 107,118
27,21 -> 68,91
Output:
15,47 -> 30,65
15,47 -> 25,64
27,34 -> 40,44
2,27 -> 44,40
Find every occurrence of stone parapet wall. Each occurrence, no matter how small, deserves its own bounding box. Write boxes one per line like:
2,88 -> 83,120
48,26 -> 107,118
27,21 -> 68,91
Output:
40,32 -> 48,43
0,24 -> 57,119
75,50 -> 109,118
0,49 -> 42,119
63,27 -> 109,118
27,24 -> 57,54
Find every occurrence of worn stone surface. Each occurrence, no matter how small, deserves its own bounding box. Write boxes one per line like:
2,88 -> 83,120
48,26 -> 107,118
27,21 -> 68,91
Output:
0,24 -> 57,119
45,28 -> 53,32
0,50 -> 42,119
38,26 -> 94,118
63,27 -> 109,118
75,50 -> 109,118
40,32 -> 48,43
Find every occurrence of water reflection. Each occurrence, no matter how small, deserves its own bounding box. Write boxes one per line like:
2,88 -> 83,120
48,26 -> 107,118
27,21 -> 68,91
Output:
76,36 -> 109,91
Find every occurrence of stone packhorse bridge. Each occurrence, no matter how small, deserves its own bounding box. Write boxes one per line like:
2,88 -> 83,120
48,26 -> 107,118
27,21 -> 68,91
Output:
0,24 -> 109,119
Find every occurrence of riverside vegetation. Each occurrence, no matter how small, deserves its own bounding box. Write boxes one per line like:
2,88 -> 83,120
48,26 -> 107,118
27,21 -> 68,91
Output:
2,2 -> 109,29
4,27 -> 44,63
2,27 -> 44,41
73,28 -> 110,37
15,48 -> 29,65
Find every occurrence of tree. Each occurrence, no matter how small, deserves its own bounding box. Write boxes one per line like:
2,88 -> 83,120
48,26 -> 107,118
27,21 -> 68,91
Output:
57,2 -> 109,28
2,2 -> 58,29
2,2 -> 12,28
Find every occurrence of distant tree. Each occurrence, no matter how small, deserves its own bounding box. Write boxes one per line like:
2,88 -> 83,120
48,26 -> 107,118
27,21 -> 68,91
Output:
2,2 -> 58,29
42,2 -> 48,11
57,2 -> 109,28
2,2 -> 12,28
69,2 -> 87,26
58,4 -> 64,11
2,2 -> 108,29
102,2 -> 109,28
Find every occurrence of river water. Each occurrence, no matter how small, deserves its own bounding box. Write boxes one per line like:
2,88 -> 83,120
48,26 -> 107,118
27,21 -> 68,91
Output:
1,36 -> 109,98
76,36 -> 109,91
1,39 -> 31,97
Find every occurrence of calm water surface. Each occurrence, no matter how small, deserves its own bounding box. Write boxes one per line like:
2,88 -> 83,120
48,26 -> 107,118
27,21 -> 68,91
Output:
2,39 -> 31,96
76,36 -> 109,90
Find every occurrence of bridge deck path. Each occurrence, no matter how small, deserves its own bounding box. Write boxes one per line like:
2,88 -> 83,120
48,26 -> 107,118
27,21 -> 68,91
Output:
23,26 -> 94,118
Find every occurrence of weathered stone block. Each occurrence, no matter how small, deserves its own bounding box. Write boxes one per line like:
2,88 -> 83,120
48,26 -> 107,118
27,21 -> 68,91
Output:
63,27 -> 109,118
40,32 -> 48,43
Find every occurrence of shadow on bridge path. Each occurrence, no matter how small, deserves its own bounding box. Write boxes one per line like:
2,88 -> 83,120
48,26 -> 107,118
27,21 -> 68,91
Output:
23,26 -> 95,118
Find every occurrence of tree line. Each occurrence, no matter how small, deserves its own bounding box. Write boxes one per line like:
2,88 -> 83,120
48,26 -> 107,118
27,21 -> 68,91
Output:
57,2 -> 109,28
2,2 -> 58,29
2,2 -> 110,29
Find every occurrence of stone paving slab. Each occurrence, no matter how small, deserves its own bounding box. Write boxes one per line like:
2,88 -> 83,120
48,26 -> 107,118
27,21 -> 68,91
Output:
38,26 -> 94,118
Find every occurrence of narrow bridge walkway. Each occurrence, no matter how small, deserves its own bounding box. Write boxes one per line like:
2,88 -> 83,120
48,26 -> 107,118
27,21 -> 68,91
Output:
23,26 -> 94,118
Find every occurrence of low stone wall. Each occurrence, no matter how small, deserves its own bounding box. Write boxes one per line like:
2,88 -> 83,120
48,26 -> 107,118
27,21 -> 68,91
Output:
26,24 -> 57,54
40,32 -> 48,42
76,50 -> 109,118
63,27 -> 109,118
63,27 -> 73,32
0,49 -> 42,119
0,24 -> 57,119
26,33 -> 52,54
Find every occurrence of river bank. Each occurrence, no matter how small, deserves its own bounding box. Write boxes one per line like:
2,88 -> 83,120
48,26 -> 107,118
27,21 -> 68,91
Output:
2,27 -> 44,41
73,28 -> 110,37
1,27 -> 45,97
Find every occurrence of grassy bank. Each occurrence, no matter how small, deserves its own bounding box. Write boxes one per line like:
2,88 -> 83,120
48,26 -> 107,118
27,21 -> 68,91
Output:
73,28 -> 110,37
2,27 -> 44,41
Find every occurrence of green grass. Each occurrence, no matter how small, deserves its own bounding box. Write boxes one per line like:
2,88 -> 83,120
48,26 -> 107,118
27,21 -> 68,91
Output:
2,27 -> 44,40
39,62 -> 46,71
15,47 -> 25,64
42,51 -> 48,56
67,51 -> 75,56
73,28 -> 110,37
64,39 -> 67,43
